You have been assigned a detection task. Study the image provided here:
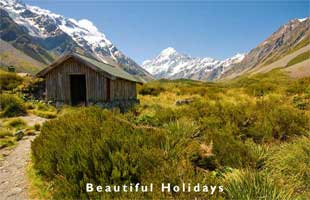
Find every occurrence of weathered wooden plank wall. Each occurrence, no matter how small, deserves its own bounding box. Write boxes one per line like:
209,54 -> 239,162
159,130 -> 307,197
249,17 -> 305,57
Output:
45,57 -> 137,104
110,79 -> 137,100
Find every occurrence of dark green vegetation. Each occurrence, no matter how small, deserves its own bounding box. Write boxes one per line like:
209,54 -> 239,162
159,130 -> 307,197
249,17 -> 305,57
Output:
286,51 -> 310,67
0,70 -> 23,91
31,69 -> 310,199
0,70 -> 57,118
0,94 -> 27,117
0,70 -> 56,149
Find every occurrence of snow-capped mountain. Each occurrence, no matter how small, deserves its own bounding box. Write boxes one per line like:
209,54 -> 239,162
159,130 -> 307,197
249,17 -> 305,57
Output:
142,47 -> 245,80
0,0 -> 152,80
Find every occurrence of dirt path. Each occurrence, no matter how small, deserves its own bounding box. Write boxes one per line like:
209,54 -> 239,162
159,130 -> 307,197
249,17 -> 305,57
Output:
0,116 -> 47,200
0,136 -> 35,200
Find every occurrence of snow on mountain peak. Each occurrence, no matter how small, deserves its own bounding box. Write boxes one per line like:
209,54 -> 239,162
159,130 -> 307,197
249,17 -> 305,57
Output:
61,18 -> 112,47
142,48 -> 245,80
298,17 -> 309,22
0,0 -> 152,80
78,19 -> 99,33
160,47 -> 177,56
1,0 -> 23,6
228,53 -> 246,63
27,5 -> 61,18
1,0 -> 115,58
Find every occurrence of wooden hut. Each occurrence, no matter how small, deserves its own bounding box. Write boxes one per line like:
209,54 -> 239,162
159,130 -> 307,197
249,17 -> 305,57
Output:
37,53 -> 143,109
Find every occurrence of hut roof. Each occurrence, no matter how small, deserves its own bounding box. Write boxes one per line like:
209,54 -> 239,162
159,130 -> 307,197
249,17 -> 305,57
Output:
36,53 -> 143,84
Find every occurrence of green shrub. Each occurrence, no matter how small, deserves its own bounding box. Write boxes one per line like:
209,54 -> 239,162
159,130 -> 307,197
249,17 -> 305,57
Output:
139,85 -> 165,96
199,130 -> 258,169
0,71 -> 23,91
286,77 -> 310,95
225,170 -> 293,200
232,70 -> 289,96
32,107 -> 167,199
292,95 -> 309,110
267,105 -> 309,140
244,103 -> 309,142
0,94 -> 27,117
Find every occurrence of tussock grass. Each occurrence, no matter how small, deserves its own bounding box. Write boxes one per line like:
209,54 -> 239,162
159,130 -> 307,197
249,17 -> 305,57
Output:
3,118 -> 27,129
31,102 -> 57,119
224,170 -> 294,200
264,137 -> 310,197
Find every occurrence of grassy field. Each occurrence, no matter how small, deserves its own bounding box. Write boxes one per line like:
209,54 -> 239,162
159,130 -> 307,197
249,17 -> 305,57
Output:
1,69 -> 309,199
31,69 -> 309,199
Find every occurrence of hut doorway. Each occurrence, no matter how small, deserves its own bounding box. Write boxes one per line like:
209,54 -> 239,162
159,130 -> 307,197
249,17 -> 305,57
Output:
70,74 -> 87,106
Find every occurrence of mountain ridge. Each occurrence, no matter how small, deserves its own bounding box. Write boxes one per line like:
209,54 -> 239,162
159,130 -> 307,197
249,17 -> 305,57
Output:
142,47 -> 245,81
221,17 -> 310,79
0,0 -> 153,80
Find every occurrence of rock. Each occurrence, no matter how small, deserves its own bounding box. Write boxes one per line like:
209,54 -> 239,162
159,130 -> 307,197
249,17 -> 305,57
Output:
176,98 -> 193,106
14,130 -> 24,141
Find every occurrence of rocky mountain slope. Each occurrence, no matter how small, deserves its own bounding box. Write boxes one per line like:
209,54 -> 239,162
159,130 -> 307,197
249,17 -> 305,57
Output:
221,17 -> 310,79
0,39 -> 46,73
0,0 -> 152,80
142,47 -> 245,81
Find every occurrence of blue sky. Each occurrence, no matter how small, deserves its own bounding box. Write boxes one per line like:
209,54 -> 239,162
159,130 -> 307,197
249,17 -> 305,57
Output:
24,0 -> 309,64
